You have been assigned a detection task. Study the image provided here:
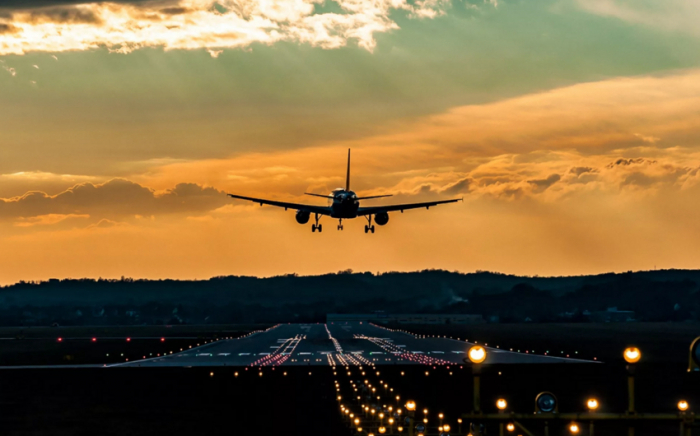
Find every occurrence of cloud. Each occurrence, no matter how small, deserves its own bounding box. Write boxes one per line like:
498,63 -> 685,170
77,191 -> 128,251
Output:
0,23 -> 19,34
22,6 -> 104,24
0,0 -> 448,56
13,213 -> 89,227
123,68 -> 700,206
569,166 -> 596,176
86,218 -> 126,229
527,173 -> 561,191
576,0 -> 700,37
634,133 -> 660,143
441,177 -> 472,195
606,158 -> 656,168
0,178 -> 229,220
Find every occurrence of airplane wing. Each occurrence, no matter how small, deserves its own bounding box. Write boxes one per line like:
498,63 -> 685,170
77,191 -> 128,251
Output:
357,198 -> 462,216
228,194 -> 333,215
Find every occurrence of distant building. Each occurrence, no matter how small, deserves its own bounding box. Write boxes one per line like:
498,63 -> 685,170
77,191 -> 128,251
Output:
327,313 -> 484,325
590,307 -> 636,322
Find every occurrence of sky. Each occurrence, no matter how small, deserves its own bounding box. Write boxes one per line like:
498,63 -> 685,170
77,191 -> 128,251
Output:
1,0 -> 700,284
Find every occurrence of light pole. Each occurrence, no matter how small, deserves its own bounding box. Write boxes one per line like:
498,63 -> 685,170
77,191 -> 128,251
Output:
497,399 -> 507,436
405,401 -> 416,436
678,400 -> 690,436
467,345 -> 487,414
586,398 -> 598,436
624,347 -> 641,436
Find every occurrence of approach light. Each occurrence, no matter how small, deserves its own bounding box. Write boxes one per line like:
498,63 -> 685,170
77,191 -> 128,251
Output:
506,423 -> 515,432
624,347 -> 641,364
587,398 -> 599,410
378,427 -> 386,434
468,346 -> 487,364
569,423 -> 579,434
405,401 -> 416,411
443,424 -> 451,432
496,399 -> 507,410
678,400 -> 689,412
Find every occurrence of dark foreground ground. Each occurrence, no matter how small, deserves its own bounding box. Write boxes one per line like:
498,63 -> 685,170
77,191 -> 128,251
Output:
1,323 -> 698,436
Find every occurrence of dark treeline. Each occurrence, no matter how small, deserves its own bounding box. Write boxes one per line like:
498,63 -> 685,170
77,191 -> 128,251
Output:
1,269 -> 700,326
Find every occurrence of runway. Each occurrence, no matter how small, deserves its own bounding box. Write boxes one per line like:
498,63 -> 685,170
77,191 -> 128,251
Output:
110,322 -> 593,368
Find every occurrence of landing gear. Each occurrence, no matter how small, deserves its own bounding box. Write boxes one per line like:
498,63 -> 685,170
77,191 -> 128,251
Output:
337,219 -> 343,231
364,215 -> 375,234
311,213 -> 322,232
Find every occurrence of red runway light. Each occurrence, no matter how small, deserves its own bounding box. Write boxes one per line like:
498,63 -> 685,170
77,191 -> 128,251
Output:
126,337 -> 131,342
57,337 -> 63,342
92,337 -> 97,342
161,338 -> 165,342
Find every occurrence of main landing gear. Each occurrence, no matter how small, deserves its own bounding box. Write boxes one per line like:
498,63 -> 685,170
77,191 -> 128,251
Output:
364,215 -> 375,234
311,213 -> 322,232
337,219 -> 344,231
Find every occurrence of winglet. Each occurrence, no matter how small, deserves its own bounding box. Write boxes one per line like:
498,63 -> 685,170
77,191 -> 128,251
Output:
345,149 -> 351,192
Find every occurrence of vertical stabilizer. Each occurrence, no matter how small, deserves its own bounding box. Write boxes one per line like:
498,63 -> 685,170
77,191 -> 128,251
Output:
345,149 -> 351,191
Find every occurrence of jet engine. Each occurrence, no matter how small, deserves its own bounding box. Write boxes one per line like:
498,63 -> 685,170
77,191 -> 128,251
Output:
295,210 -> 310,224
374,212 -> 389,226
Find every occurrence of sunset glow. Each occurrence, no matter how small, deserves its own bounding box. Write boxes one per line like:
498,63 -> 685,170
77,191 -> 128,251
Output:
2,0 -> 700,283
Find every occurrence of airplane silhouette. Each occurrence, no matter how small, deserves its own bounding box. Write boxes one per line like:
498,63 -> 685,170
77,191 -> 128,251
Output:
228,149 -> 462,233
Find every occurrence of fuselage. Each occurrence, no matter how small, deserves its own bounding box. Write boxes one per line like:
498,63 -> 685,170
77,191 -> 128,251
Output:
329,189 -> 359,219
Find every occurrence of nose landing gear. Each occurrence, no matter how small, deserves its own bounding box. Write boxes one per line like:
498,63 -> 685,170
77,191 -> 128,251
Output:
337,219 -> 344,231
311,213 -> 322,232
364,215 -> 375,234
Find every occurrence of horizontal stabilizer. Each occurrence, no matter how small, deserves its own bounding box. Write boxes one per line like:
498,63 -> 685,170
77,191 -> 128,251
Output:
355,194 -> 393,200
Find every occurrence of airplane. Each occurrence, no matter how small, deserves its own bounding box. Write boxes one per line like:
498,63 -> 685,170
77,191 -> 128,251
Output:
227,149 -> 462,233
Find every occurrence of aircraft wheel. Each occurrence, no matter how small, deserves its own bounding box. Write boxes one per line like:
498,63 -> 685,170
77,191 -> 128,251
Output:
311,225 -> 316,232
364,225 -> 369,233
371,226 -> 375,234
318,224 -> 322,232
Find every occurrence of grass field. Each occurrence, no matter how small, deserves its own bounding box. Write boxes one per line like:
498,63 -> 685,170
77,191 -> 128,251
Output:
383,322 -> 700,364
0,324 -> 269,366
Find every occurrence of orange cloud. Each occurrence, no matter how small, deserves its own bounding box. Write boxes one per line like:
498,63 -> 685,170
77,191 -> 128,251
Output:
126,69 -> 700,205
0,178 -> 228,220
0,0 -> 447,55
13,213 -> 89,227
4,69 -> 700,283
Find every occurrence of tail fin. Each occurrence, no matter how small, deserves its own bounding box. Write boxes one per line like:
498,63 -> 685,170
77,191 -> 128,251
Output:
345,149 -> 351,191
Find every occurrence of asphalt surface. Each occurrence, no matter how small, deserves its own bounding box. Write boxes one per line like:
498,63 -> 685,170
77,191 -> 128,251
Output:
110,322 -> 592,368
